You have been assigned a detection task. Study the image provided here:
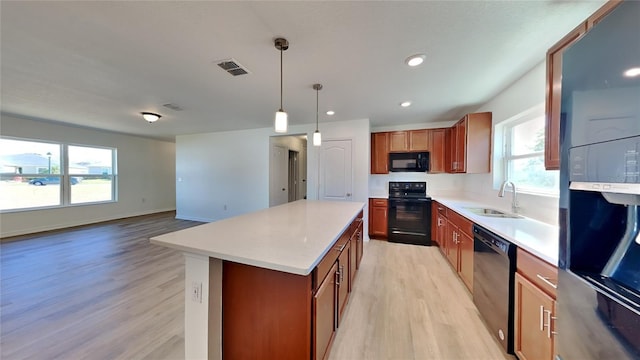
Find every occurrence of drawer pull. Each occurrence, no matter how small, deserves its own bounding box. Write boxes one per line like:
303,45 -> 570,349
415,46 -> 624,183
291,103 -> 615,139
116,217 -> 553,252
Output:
539,305 -> 544,331
536,274 -> 558,289
334,243 -> 347,252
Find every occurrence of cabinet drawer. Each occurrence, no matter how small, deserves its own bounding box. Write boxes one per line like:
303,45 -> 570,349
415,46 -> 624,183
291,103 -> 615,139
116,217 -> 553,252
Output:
447,209 -> 473,236
434,202 -> 447,217
313,232 -> 350,291
371,199 -> 387,207
517,248 -> 558,298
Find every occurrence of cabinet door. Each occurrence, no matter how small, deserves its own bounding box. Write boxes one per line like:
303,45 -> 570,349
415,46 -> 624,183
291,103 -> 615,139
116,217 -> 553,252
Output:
389,131 -> 409,152
371,132 -> 389,174
369,201 -> 388,238
313,262 -> 338,360
409,129 -> 430,151
349,235 -> 357,289
356,222 -> 363,269
545,24 -> 586,170
458,230 -> 474,293
429,129 -> 446,173
454,117 -> 467,173
337,243 -> 350,324
514,273 -> 556,360
437,213 -> 447,255
447,126 -> 456,173
445,220 -> 459,269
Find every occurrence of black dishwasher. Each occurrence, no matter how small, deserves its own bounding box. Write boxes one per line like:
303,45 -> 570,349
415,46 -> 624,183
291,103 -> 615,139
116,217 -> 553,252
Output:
472,224 -> 517,354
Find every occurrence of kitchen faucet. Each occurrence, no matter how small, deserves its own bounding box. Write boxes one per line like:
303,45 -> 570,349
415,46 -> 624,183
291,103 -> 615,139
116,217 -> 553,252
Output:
498,180 -> 519,214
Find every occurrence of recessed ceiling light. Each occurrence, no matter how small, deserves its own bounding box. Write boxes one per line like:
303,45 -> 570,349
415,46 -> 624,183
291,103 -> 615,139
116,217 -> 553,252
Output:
405,54 -> 426,67
326,110 -> 335,116
400,101 -> 411,107
624,67 -> 640,77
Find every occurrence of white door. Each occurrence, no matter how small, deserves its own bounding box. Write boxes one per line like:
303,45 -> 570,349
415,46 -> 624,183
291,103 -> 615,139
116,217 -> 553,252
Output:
269,145 -> 288,207
319,139 -> 353,201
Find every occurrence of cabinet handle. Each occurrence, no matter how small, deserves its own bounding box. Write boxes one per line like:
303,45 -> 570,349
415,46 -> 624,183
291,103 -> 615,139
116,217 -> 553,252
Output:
539,305 -> 544,331
544,309 -> 554,338
536,274 -> 558,289
334,243 -> 346,252
340,265 -> 345,283
335,269 -> 341,286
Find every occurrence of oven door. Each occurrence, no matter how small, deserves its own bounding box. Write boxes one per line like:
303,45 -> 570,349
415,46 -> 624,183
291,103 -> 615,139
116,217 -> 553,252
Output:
387,198 -> 431,245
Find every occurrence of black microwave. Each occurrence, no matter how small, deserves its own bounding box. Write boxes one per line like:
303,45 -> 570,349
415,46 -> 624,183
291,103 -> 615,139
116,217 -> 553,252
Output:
389,152 -> 429,172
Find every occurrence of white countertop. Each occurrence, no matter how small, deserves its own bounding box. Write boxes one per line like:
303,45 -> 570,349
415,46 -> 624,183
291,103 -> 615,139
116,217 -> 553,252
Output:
150,200 -> 365,276
432,196 -> 559,265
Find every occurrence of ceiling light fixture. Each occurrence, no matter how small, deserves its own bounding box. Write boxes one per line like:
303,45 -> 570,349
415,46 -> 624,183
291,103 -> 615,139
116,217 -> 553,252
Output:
274,38 -> 289,133
313,84 -> 323,147
326,110 -> 335,116
623,67 -> 640,77
405,54 -> 426,67
141,112 -> 161,123
400,101 -> 412,107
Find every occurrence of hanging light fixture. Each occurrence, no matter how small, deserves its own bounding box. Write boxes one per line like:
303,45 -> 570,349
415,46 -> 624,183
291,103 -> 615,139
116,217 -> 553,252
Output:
274,38 -> 289,133
312,83 -> 323,146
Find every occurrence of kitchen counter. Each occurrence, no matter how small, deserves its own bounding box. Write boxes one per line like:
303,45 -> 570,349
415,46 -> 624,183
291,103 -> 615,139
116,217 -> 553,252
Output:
432,196 -> 559,265
151,199 -> 365,275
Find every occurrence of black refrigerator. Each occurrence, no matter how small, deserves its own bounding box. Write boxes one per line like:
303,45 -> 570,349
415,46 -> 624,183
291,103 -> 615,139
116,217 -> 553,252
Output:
557,1 -> 640,359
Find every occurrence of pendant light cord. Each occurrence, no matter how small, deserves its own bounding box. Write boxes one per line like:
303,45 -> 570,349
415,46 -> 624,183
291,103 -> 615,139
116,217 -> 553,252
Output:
280,48 -> 283,110
316,88 -> 319,131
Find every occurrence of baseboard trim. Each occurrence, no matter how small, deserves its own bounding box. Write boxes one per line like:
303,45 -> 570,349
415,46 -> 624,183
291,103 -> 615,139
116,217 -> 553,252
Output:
175,214 -> 215,223
1,208 -> 176,239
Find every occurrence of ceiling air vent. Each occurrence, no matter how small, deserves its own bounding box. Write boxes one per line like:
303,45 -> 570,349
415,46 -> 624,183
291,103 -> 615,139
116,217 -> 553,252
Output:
163,103 -> 183,111
216,58 -> 251,76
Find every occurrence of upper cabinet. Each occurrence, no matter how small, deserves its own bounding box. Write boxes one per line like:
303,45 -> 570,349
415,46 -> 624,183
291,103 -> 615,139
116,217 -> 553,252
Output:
429,129 -> 446,173
389,131 -> 409,152
371,132 -> 389,174
409,129 -> 430,151
449,112 -> 492,174
544,0 -> 621,170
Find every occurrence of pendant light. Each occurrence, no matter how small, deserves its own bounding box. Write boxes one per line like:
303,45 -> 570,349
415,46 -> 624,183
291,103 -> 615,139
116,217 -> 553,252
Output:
312,83 -> 323,146
274,38 -> 289,133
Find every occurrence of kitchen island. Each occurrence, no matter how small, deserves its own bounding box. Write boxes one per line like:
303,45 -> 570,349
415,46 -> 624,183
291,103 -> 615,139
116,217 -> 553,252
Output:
151,200 -> 365,360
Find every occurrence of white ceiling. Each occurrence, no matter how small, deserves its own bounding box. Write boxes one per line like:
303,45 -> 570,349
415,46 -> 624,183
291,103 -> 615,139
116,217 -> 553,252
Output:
0,1 -> 606,140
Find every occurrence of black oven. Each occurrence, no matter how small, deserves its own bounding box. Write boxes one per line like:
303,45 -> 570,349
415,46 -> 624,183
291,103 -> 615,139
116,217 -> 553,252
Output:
387,182 -> 431,246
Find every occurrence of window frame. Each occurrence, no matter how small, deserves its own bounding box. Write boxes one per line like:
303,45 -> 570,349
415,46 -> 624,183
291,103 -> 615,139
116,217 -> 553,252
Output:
494,103 -> 559,197
0,136 -> 118,213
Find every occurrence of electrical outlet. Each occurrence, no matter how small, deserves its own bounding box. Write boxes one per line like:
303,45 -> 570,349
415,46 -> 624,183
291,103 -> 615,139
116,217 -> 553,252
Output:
191,281 -> 202,303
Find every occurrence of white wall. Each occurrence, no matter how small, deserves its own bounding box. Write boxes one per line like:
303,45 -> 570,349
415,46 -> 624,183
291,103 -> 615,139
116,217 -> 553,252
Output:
175,118 -> 370,236
1,114 -> 177,237
465,61 -> 559,225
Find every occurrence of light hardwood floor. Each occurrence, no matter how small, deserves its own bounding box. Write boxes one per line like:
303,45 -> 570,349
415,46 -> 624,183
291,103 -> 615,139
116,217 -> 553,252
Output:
1,213 -> 508,359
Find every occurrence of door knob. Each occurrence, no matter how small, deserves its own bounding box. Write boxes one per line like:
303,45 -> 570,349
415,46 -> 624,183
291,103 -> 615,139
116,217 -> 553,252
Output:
346,193 -> 352,197
282,188 -> 286,191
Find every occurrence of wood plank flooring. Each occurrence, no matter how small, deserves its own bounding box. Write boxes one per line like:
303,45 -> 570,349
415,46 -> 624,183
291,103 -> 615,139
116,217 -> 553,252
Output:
1,213 -> 508,360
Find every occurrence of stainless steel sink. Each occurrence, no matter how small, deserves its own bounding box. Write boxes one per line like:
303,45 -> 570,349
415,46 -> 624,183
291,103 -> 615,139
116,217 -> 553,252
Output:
464,207 -> 523,219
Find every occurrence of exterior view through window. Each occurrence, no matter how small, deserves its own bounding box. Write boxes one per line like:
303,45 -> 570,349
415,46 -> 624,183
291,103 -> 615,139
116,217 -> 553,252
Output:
503,115 -> 559,195
0,138 -> 117,211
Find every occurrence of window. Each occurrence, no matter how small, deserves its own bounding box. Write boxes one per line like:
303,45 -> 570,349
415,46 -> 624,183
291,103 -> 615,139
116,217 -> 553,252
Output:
0,138 -> 117,211
497,105 -> 559,195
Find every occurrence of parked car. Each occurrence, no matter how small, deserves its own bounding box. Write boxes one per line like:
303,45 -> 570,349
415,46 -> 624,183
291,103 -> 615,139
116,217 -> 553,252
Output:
28,177 -> 79,186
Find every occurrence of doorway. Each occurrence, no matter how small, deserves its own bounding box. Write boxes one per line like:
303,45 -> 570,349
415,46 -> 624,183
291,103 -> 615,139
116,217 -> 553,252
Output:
319,139 -> 353,201
269,135 -> 307,207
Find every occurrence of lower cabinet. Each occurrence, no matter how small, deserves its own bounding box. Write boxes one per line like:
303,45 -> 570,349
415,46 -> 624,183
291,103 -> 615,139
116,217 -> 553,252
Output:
222,210 -> 363,360
439,207 -> 474,293
369,198 -> 388,239
514,273 -> 557,360
514,247 -> 558,360
314,262 -> 338,360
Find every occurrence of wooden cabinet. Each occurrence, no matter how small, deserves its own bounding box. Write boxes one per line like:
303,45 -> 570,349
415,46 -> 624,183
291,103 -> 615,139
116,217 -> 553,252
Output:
544,25 -> 586,171
355,220 -> 364,269
314,262 -> 338,360
337,241 -> 350,324
223,211 -> 363,360
409,129 -> 430,151
436,203 -> 474,293
389,131 -> 409,152
449,112 -> 492,173
371,132 -> 389,174
429,129 -> 446,173
544,0 -> 621,170
514,248 -> 558,360
369,198 -> 388,239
